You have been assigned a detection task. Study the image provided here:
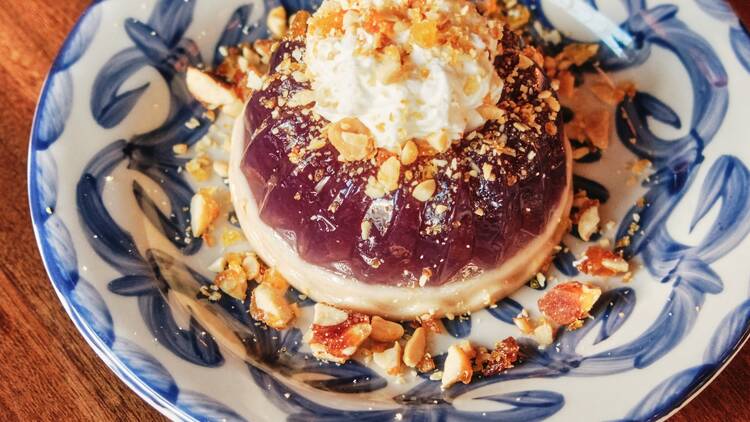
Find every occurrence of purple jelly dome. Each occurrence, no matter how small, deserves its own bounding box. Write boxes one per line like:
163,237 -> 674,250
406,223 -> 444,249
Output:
240,30 -> 569,287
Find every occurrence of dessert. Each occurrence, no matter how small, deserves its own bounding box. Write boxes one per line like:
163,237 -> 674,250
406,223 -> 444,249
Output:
227,0 -> 573,319
181,0 -> 645,387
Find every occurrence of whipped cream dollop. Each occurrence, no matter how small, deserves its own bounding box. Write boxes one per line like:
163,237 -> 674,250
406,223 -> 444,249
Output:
304,0 -> 503,152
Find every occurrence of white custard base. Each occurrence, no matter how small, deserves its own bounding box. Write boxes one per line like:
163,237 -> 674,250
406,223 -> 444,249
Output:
229,112 -> 573,320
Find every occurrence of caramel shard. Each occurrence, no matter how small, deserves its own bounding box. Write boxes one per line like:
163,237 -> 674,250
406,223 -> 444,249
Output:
537,282 -> 602,326
288,11 -> 311,38
308,309 -> 372,363
480,337 -> 520,377
584,109 -> 611,149
416,353 -> 436,373
578,246 -> 629,276
410,20 -> 438,48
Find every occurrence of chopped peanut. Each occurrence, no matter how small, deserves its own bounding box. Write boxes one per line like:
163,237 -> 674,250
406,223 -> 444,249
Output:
379,45 -> 403,84
172,143 -> 188,155
213,160 -> 229,178
328,118 -> 375,161
267,6 -> 288,39
532,318 -> 556,347
512,310 -> 535,334
190,188 -> 220,238
477,104 -> 505,121
577,204 -> 600,241
241,253 -> 261,280
377,157 -> 401,192
442,342 -> 474,388
250,282 -> 295,329
412,179 -> 436,202
400,140 -> 419,165
370,316 -> 405,343
426,130 -> 450,153
186,154 -> 213,181
259,267 -> 289,291
312,303 -> 349,327
287,90 -> 316,107
403,327 -> 427,368
185,67 -> 239,107
214,266 -> 247,300
373,342 -> 403,375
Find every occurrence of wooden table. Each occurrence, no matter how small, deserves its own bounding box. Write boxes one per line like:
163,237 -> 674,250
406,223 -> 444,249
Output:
1,0 -> 748,420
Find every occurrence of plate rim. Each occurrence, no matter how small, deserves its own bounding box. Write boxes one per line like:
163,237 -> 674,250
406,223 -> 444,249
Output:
26,2 -> 196,420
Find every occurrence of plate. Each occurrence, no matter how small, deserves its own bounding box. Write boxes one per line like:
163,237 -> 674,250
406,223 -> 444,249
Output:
28,0 -> 750,420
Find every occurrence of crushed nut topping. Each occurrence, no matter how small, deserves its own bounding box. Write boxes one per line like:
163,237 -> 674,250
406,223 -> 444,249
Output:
186,154 -> 213,181
190,188 -> 221,238
267,6 -> 288,39
538,281 -> 601,326
327,117 -> 375,161
186,67 -> 240,107
370,316 -> 405,343
412,179 -> 436,202
442,340 -> 475,388
373,341 -> 403,375
476,337 -> 520,377
403,327 -> 427,368
307,304 -> 372,363
577,246 -> 629,276
250,282 -> 296,329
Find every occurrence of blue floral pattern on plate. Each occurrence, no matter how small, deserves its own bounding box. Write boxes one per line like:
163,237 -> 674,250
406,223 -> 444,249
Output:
27,0 -> 750,420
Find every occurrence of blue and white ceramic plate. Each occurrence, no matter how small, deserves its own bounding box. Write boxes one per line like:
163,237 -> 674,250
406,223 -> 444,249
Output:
28,0 -> 750,420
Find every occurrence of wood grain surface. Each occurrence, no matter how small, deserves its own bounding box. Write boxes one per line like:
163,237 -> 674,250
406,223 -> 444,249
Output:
0,0 -> 748,420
